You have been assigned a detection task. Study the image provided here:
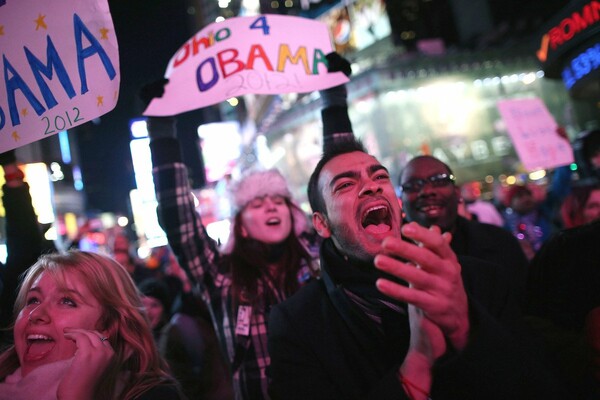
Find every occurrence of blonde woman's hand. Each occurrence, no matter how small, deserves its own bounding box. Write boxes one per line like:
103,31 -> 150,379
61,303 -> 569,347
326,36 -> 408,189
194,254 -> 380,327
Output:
57,328 -> 115,400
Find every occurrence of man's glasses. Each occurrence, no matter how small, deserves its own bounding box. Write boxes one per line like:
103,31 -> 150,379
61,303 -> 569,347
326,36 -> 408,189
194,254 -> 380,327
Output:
400,173 -> 456,193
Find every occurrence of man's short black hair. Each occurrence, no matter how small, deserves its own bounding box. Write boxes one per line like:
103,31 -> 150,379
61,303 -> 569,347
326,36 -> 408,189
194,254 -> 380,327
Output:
307,137 -> 366,215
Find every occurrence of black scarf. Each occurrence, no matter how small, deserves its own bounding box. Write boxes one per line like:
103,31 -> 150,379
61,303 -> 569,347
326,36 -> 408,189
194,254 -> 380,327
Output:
320,239 -> 407,305
320,239 -> 410,366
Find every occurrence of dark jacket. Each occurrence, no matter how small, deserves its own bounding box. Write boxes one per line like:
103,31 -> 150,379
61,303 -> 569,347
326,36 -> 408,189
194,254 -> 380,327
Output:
451,216 -> 529,305
526,219 -> 600,331
268,240 -> 566,400
136,383 -> 186,400
524,220 -> 600,399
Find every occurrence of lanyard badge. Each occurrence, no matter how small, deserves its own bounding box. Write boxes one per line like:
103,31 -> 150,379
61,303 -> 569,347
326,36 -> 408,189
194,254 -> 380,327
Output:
235,305 -> 252,336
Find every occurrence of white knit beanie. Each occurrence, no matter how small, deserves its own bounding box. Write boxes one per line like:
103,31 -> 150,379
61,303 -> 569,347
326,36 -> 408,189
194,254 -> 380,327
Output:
229,169 -> 292,212
222,168 -> 307,253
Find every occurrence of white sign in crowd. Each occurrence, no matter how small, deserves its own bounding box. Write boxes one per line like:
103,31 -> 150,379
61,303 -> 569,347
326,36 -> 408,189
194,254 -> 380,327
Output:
497,98 -> 574,171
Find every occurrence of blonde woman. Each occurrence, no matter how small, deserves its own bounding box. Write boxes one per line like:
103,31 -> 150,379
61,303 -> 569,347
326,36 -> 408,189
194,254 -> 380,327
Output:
0,251 -> 184,400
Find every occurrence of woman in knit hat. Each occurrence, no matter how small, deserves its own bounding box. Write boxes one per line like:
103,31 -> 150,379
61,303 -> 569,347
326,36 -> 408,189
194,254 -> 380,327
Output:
142,77 -> 319,398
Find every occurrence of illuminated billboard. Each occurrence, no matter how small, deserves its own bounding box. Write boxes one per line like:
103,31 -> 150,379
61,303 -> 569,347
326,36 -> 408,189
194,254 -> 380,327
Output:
197,121 -> 242,183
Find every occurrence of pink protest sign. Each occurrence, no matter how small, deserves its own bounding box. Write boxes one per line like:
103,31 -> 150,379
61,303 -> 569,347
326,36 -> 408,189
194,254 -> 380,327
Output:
143,14 -> 349,117
497,98 -> 573,171
0,0 -> 120,152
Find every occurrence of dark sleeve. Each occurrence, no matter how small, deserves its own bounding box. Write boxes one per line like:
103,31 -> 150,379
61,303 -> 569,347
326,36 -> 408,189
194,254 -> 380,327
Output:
458,255 -> 522,324
321,106 -> 355,152
526,233 -> 564,320
4,183 -> 43,269
431,256 -> 569,399
467,222 -> 529,308
525,224 -> 600,330
520,314 -> 593,398
319,53 -> 353,142
0,183 -> 43,329
321,105 -> 353,136
268,303 -> 408,400
523,226 -> 600,397
431,298 -> 569,399
159,319 -> 206,399
135,383 -> 186,400
505,234 -> 529,308
150,137 -> 184,166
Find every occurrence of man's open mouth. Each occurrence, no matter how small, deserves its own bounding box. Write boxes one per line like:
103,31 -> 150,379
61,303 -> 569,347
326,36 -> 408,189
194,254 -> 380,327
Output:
361,205 -> 392,234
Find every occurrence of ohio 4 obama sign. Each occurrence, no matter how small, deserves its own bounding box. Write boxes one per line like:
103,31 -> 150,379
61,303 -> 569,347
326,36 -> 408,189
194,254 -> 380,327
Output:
0,0 -> 119,152
144,14 -> 349,116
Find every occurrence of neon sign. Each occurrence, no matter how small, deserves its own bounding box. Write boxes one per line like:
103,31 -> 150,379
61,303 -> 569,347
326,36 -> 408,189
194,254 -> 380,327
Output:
561,42 -> 600,89
537,0 -> 600,63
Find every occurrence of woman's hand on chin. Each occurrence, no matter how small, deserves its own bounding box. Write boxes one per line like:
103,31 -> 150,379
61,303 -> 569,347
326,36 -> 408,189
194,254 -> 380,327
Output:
57,328 -> 115,400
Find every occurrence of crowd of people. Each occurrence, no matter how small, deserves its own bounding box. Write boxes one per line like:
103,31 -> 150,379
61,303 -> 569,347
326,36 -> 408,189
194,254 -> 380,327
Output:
0,52 -> 599,399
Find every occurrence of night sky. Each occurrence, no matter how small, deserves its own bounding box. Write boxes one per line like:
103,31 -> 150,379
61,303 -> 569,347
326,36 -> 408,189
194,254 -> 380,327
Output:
77,0 -> 196,215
